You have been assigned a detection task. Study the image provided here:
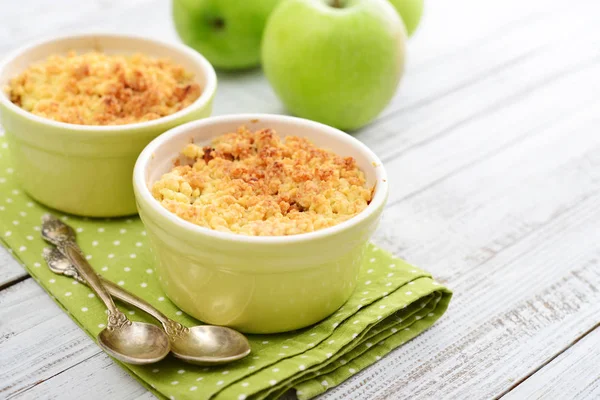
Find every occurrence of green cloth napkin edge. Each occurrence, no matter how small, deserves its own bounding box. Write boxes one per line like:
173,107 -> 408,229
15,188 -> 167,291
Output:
236,287 -> 452,400
294,291 -> 452,399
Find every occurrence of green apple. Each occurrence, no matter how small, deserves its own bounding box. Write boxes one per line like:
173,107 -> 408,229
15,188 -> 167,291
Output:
262,0 -> 406,131
172,0 -> 281,70
388,0 -> 423,36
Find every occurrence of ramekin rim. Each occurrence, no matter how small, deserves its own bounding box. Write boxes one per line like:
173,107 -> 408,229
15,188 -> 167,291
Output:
133,113 -> 389,245
0,32 -> 217,133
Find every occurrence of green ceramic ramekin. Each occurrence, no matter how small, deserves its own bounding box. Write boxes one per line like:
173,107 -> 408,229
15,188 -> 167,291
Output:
0,34 -> 216,217
133,114 -> 389,334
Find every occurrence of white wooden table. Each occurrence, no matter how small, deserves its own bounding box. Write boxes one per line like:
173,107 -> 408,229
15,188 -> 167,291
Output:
2,0 -> 600,398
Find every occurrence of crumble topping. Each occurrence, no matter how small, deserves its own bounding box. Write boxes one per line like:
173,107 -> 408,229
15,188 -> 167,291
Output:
6,51 -> 201,125
152,126 -> 373,236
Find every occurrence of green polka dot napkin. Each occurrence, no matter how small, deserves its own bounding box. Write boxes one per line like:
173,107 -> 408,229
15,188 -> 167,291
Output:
0,137 -> 451,400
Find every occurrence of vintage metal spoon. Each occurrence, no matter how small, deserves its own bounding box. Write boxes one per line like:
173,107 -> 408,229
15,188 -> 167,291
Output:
41,214 -> 170,365
42,229 -> 251,365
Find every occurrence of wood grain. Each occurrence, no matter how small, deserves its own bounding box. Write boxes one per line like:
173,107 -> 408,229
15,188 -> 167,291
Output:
0,279 -> 104,398
0,246 -> 27,289
503,327 -> 600,399
0,0 -> 599,398
9,350 -> 151,400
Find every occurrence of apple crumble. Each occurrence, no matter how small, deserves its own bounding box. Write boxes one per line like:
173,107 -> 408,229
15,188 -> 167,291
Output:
6,51 -> 201,125
152,126 -> 373,236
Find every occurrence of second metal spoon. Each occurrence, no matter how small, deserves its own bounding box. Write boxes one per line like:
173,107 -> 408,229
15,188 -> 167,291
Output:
43,247 -> 251,365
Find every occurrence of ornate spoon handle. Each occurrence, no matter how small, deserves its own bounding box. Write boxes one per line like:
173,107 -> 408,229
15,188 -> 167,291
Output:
62,242 -> 119,312
40,214 -> 127,326
100,279 -> 186,336
43,247 -> 187,338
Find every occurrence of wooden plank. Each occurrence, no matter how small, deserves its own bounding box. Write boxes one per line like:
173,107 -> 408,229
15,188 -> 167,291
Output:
9,351 -> 154,400
0,246 -> 28,289
503,327 -> 600,400
380,58 -> 600,206
133,393 -> 159,400
0,0 -> 151,54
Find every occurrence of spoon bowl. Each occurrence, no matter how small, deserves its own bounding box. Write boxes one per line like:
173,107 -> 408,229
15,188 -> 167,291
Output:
99,321 -> 171,365
43,245 -> 251,365
171,326 -> 251,365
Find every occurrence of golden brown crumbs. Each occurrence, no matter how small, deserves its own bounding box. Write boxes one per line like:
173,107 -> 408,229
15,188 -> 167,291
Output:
152,126 -> 373,236
6,51 -> 201,125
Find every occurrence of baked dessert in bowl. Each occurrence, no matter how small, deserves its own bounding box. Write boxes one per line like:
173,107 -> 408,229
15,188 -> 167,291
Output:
133,114 -> 388,333
0,34 -> 217,217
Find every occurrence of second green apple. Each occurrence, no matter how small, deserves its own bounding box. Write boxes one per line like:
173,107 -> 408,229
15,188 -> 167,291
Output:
389,0 -> 424,37
262,0 -> 407,131
173,0 -> 280,70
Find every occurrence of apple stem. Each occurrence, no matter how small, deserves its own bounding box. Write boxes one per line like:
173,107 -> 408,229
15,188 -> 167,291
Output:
211,17 -> 225,30
332,0 -> 342,8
